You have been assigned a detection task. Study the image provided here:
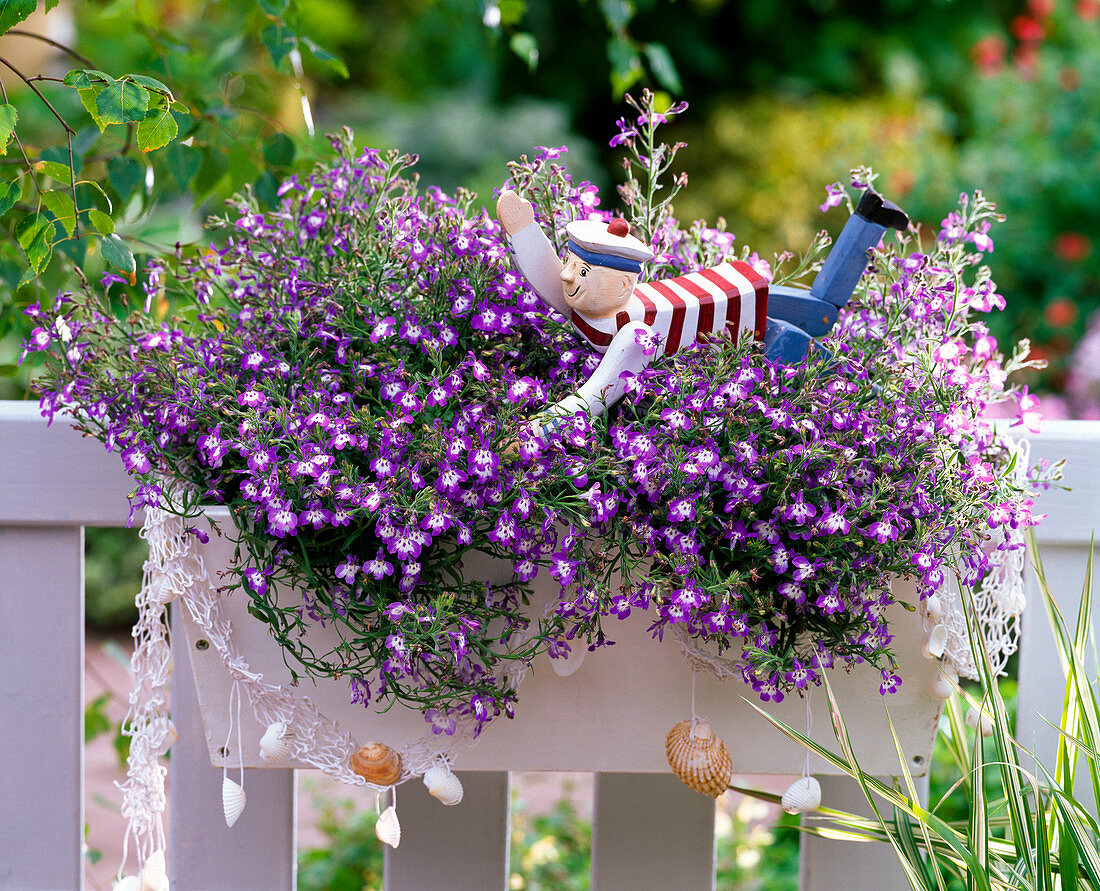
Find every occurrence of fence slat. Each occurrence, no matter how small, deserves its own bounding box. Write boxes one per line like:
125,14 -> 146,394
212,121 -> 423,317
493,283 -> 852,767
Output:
799,775 -> 927,889
592,773 -> 715,891
384,771 -> 510,890
0,401 -> 133,526
0,526 -> 84,890
169,603 -> 297,890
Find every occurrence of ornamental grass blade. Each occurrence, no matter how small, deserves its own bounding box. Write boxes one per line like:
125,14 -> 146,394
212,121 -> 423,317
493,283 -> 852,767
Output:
742,693 -> 992,891
1034,784 -> 1054,891
961,577 -> 1035,877
1048,785 -> 1100,889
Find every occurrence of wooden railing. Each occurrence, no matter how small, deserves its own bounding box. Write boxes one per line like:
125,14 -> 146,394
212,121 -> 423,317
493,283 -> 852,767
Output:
1,399 -> 1096,890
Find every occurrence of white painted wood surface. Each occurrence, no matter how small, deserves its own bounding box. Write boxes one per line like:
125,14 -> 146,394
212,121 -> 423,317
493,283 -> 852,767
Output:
0,526 -> 84,890
0,400 -> 1095,890
182,514 -> 942,778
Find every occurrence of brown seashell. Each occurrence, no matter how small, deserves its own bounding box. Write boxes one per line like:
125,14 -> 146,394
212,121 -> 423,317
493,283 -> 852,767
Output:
665,719 -> 733,798
350,742 -> 403,786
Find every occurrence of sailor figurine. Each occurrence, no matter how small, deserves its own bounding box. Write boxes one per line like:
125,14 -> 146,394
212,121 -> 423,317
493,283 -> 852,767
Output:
496,187 -> 908,429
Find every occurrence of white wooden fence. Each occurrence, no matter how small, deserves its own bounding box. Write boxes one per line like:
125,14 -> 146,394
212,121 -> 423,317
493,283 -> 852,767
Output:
0,398 -> 1095,890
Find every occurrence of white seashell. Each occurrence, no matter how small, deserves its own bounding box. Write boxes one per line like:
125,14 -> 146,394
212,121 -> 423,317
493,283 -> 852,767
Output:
150,716 -> 178,756
924,593 -> 943,622
375,804 -> 401,848
549,641 -> 586,677
140,848 -> 168,891
151,577 -> 179,605
781,776 -> 822,814
259,721 -> 292,762
966,707 -> 995,737
930,663 -> 959,700
222,776 -> 247,827
921,624 -> 948,660
423,766 -> 464,806
113,876 -> 142,891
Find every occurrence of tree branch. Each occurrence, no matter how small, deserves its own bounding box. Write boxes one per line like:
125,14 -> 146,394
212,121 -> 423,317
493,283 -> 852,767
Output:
5,28 -> 96,68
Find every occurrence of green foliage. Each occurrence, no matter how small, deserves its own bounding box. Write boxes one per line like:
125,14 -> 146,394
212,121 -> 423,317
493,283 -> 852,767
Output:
509,795 -> 592,889
297,795 -> 384,891
84,527 -> 143,631
747,538 -> 1100,889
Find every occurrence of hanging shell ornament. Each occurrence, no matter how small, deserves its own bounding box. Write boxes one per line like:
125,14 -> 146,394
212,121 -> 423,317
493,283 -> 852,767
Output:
930,662 -> 959,700
966,706 -> 995,737
924,592 -> 944,622
259,721 -> 292,763
781,776 -> 822,814
665,719 -> 733,798
140,848 -> 169,891
548,641 -> 586,677
114,875 -> 142,891
921,624 -> 948,660
222,776 -> 247,828
375,804 -> 402,848
351,741 -> 403,786
423,765 -> 464,806
150,716 -> 178,757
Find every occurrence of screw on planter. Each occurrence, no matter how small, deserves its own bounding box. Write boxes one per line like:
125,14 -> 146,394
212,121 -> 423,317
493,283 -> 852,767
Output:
195,638 -> 210,651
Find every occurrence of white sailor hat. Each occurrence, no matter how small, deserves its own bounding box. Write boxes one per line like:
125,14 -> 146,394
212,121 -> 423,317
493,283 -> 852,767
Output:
565,218 -> 654,272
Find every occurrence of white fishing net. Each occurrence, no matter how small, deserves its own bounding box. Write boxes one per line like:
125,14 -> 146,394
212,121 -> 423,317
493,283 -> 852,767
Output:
117,505 -> 467,881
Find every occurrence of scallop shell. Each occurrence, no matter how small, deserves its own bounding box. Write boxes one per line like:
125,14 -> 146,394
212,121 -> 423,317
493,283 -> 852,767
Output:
140,848 -> 169,891
781,776 -> 822,814
930,662 -> 959,700
259,721 -> 292,763
921,624 -> 948,660
423,765 -> 464,806
351,742 -> 403,786
665,719 -> 733,798
222,776 -> 247,828
924,593 -> 944,622
375,804 -> 401,848
966,707 -> 995,737
113,876 -> 142,891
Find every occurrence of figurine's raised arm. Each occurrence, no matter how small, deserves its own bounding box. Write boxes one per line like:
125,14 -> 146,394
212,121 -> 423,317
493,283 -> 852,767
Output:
496,190 -> 570,318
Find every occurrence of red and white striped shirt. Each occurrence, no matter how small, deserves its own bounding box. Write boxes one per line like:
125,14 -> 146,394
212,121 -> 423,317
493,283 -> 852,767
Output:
568,260 -> 769,356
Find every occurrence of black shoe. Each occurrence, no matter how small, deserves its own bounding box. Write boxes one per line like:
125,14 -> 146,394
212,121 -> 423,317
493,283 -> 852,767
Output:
856,189 -> 909,230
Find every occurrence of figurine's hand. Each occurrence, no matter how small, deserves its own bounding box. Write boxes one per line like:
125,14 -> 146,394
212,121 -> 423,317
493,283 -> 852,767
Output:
496,190 -> 535,236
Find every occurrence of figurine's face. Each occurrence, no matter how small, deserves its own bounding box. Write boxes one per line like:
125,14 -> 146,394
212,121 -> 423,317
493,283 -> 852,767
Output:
559,252 -> 637,319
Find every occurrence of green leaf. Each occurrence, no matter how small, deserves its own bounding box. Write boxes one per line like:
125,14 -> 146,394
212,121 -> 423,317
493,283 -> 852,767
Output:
15,212 -> 48,249
85,693 -> 112,742
608,37 -> 643,96
127,74 -> 172,97
262,23 -> 297,69
496,0 -> 526,27
77,88 -> 107,132
100,233 -> 135,275
599,0 -> 634,32
25,222 -> 53,273
108,157 -> 143,201
260,0 -> 289,14
88,208 -> 113,235
300,36 -> 349,78
44,0 -> 59,11
263,133 -> 296,168
37,160 -> 73,184
137,104 -> 179,153
164,142 -> 201,190
0,103 -> 17,155
0,363 -> 17,377
63,69 -> 113,90
643,42 -> 682,94
509,32 -> 539,72
77,179 -> 113,214
96,78 -> 150,125
0,0 -> 36,37
0,179 -> 19,215
41,189 -> 76,237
